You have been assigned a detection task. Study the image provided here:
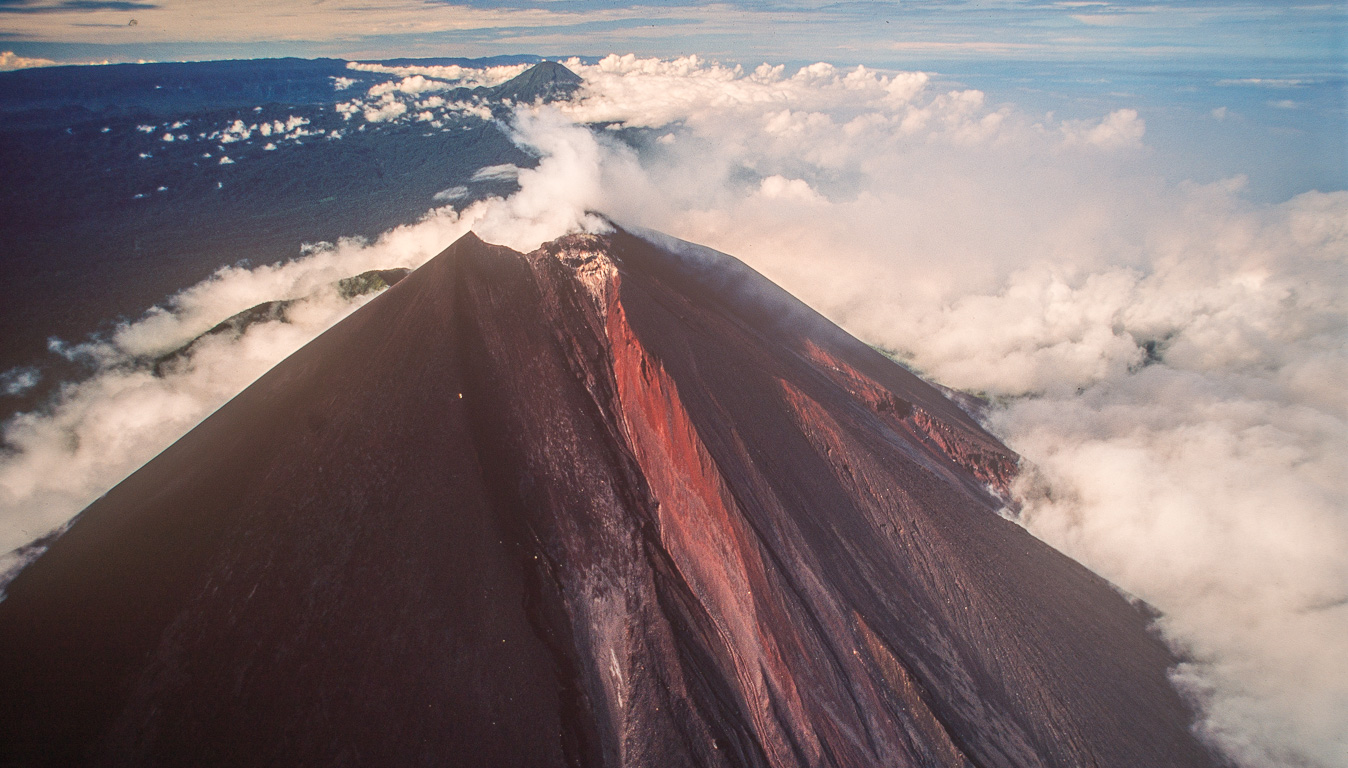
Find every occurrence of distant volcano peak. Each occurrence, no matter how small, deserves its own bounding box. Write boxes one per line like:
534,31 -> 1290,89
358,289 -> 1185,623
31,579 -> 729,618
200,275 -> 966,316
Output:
492,60 -> 583,103
0,227 -> 1218,767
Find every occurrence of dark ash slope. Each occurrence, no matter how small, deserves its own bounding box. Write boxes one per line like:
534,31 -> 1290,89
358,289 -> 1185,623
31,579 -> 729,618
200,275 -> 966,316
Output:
0,229 -> 1219,767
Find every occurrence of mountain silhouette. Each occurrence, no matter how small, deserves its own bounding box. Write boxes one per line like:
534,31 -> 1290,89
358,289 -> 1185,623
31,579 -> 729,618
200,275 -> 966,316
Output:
0,228 -> 1219,767
491,61 -> 583,104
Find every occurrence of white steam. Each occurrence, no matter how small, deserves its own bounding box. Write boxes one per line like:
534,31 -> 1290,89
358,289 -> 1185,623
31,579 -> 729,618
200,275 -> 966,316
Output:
2,54 -> 1344,768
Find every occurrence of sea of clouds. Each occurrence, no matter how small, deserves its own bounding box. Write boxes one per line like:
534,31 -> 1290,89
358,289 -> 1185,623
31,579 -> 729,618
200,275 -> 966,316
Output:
1,54 -> 1343,768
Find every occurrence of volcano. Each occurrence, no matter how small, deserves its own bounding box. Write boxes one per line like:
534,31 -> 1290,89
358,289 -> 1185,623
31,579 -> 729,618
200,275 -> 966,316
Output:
0,228 -> 1218,767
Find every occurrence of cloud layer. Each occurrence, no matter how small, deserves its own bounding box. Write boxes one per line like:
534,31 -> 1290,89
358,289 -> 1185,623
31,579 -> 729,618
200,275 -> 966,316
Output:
1,55 -> 1344,768
539,55 -> 1347,767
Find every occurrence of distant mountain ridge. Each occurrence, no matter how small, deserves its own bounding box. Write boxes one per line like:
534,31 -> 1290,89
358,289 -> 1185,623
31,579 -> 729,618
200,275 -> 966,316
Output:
0,58 -> 581,119
0,56 -> 556,116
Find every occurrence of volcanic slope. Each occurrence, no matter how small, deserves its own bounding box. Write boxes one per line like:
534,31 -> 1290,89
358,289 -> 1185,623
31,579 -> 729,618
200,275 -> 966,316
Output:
0,229 -> 1220,767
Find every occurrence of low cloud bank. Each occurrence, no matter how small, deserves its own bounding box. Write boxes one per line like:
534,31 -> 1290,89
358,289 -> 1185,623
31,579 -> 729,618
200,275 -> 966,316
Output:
345,61 -> 529,89
1,55 -> 1343,768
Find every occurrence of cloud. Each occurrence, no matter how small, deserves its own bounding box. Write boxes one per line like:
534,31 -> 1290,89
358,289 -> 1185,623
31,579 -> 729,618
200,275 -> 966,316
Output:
0,0 -> 641,45
756,175 -> 824,204
0,368 -> 40,397
555,54 -> 945,131
1060,108 -> 1146,148
1,55 -> 1344,768
0,50 -> 56,70
463,109 -> 616,252
527,56 -> 1341,767
1071,11 -> 1147,27
346,61 -> 530,88
362,94 -> 407,123
213,118 -> 252,143
1218,78 -> 1310,88
279,116 -> 310,137
1,0 -> 1337,70
887,41 -> 1046,54
343,87 -> 495,126
367,74 -> 450,98
470,163 -> 521,182
432,185 -> 467,202
448,101 -> 493,121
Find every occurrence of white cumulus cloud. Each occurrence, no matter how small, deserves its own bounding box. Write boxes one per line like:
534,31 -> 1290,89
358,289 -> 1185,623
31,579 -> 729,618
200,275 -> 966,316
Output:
347,60 -> 529,88
1061,108 -> 1146,148
0,51 -> 55,70
368,74 -> 451,97
363,95 -> 408,123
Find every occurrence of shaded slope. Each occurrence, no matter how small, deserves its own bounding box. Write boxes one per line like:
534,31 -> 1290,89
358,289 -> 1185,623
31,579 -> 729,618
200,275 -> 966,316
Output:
0,230 -> 1218,767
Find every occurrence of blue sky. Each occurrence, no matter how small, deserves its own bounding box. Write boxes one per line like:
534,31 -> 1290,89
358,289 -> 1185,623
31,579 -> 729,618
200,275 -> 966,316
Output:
1,0 -> 1345,199
0,0 -> 1341,69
